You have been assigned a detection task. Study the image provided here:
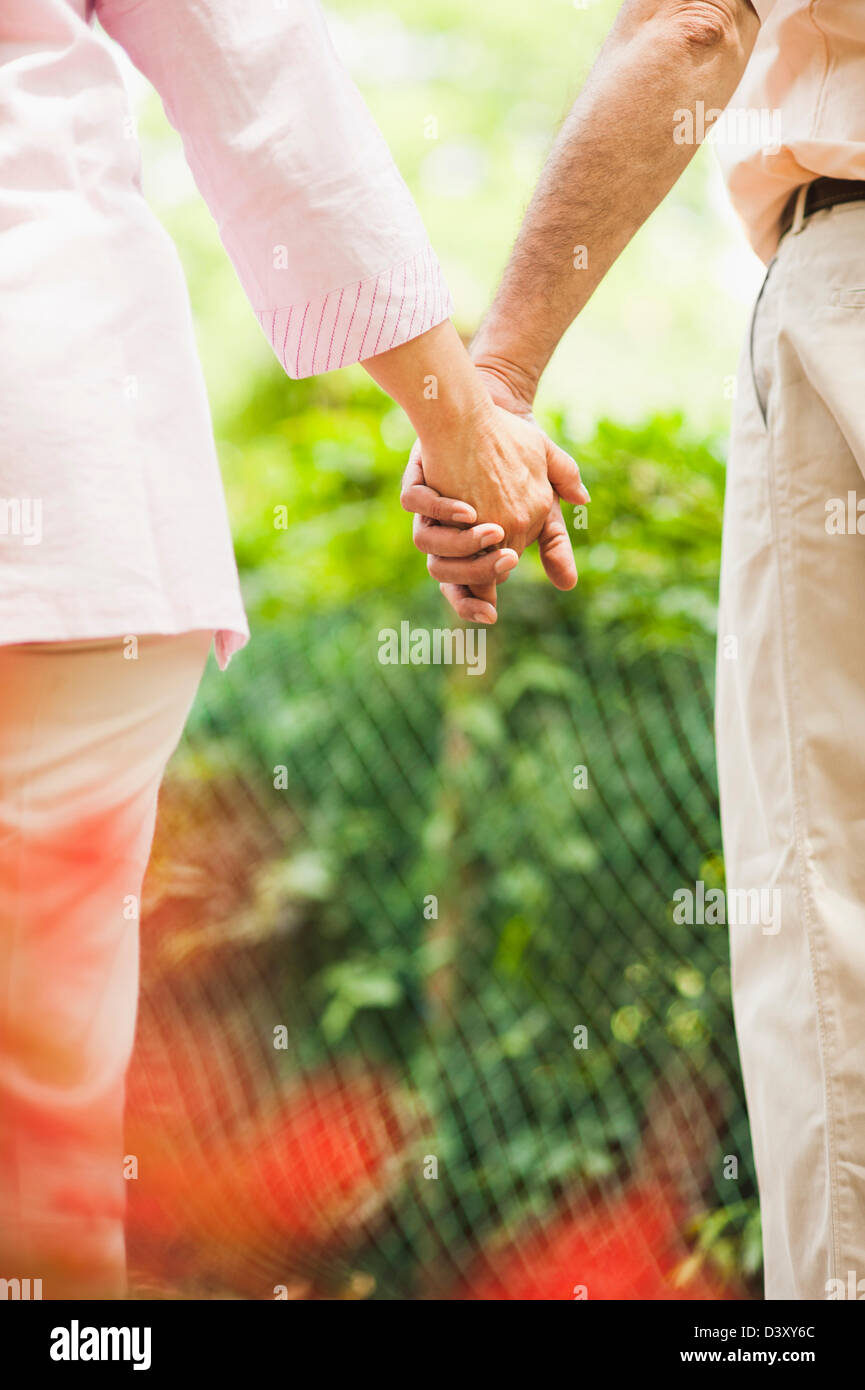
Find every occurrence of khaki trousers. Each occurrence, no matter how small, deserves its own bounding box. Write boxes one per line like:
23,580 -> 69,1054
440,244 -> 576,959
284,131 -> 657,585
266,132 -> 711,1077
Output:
717,200 -> 865,1300
0,630 -> 211,1298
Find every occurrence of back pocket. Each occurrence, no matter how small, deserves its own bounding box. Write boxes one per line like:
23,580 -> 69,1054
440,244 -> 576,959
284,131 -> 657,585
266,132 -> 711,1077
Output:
831,288 -> 865,308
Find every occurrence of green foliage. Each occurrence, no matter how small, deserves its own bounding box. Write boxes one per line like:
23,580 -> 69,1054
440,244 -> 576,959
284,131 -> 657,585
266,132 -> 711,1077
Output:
180,398 -> 757,1295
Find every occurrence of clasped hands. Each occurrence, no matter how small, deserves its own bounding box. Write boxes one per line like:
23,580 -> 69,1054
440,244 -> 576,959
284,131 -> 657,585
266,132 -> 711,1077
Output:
400,357 -> 590,625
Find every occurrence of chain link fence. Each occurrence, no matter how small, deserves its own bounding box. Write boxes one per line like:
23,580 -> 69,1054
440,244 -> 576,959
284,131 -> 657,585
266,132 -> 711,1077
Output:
125,582 -> 759,1300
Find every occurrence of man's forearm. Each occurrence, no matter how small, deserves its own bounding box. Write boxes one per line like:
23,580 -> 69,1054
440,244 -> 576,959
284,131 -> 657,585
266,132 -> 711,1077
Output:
472,0 -> 760,399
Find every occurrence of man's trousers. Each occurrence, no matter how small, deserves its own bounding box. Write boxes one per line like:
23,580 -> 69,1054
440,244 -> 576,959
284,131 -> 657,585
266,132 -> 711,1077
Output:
717,198 -> 865,1300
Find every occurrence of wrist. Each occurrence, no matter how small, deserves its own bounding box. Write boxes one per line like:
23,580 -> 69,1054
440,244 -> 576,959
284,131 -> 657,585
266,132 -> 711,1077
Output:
363,318 -> 492,443
414,378 -> 494,453
469,342 -> 540,415
406,321 -> 493,445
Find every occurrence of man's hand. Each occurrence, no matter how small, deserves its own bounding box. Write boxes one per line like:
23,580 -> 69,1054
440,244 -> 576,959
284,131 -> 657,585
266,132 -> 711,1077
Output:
401,392 -> 588,623
362,318 -> 589,623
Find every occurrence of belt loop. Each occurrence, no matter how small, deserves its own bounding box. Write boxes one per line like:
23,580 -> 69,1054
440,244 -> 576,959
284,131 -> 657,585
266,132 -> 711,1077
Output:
790,184 -> 809,235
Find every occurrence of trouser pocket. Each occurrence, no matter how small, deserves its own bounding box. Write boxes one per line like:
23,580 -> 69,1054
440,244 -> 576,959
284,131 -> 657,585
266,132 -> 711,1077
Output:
749,255 -> 777,428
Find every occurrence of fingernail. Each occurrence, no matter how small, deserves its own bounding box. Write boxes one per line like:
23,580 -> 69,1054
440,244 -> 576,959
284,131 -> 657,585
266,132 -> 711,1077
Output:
479,526 -> 503,544
494,554 -> 518,577
579,485 -> 591,503
453,505 -> 475,523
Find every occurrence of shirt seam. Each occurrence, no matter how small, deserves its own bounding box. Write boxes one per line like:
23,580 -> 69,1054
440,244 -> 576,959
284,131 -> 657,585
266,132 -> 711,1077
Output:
808,0 -> 834,138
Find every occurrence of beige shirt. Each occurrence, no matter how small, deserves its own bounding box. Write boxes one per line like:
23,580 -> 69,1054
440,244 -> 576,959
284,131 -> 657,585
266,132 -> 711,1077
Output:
717,0 -> 865,262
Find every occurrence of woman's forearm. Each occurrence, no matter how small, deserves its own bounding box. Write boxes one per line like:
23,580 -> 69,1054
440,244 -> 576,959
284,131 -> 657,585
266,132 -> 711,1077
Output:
362,319 -> 493,451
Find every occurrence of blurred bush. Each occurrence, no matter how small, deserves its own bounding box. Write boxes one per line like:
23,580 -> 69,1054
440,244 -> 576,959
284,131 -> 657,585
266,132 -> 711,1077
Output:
134,383 -> 759,1298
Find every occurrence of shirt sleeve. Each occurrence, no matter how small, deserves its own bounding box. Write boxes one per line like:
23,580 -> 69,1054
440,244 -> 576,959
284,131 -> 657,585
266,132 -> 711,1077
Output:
95,0 -> 452,378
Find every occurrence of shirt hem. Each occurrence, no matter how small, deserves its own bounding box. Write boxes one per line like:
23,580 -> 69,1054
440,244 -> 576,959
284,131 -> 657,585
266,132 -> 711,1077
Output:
0,609 -> 250,672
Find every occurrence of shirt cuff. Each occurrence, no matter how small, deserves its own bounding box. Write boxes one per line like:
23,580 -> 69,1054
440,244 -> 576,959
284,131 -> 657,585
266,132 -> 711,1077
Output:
255,245 -> 453,380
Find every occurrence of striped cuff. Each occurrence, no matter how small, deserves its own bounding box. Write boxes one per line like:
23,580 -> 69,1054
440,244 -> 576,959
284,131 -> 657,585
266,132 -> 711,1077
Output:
256,246 -> 453,380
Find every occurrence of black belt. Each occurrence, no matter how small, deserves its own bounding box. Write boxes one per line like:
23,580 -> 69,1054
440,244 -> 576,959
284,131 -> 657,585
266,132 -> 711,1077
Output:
779,177 -> 865,239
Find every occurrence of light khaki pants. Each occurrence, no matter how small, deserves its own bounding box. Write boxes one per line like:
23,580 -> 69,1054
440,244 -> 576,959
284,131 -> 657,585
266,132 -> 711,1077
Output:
717,199 -> 865,1300
0,630 -> 211,1298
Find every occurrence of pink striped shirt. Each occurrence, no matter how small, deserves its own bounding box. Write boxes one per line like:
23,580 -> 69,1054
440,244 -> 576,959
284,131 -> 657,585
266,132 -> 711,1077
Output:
0,0 -> 452,668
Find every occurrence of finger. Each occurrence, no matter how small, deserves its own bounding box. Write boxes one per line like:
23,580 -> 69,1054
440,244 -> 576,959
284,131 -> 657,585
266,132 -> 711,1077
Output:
413,516 -> 505,557
439,583 -> 498,625
538,501 -> 578,591
401,444 -> 477,523
467,580 -> 497,606
427,548 -> 519,586
402,482 -> 478,525
544,439 -> 591,506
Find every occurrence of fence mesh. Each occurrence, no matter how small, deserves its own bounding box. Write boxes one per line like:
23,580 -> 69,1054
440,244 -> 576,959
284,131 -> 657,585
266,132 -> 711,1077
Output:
126,587 -> 759,1301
